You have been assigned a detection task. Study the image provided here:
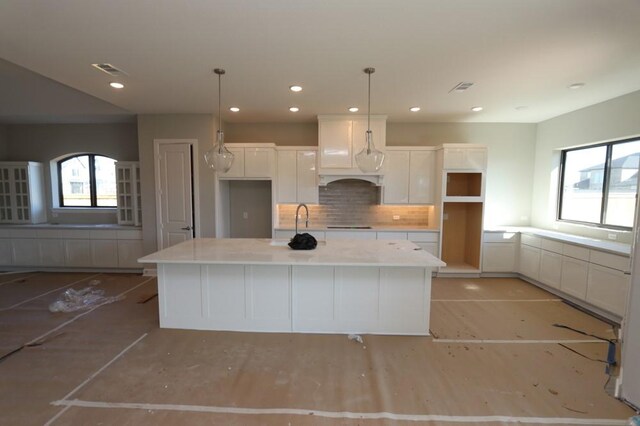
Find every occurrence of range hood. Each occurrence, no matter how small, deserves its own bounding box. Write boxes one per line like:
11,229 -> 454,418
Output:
318,170 -> 384,186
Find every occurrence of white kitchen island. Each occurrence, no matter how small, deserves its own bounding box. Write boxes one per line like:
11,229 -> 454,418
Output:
139,238 -> 445,335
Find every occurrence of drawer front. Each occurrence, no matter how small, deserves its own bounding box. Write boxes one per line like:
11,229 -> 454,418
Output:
483,232 -> 518,243
90,230 -> 117,240
407,232 -> 439,243
376,232 -> 408,240
10,229 -> 38,239
325,231 -> 376,240
589,250 -> 629,272
117,229 -> 143,240
562,243 -> 590,261
520,234 -> 541,248
540,238 -> 563,254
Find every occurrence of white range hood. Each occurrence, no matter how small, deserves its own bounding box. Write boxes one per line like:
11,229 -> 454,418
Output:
318,171 -> 384,186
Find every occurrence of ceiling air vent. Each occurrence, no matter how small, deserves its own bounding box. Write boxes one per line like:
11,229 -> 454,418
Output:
91,63 -> 127,76
449,82 -> 474,93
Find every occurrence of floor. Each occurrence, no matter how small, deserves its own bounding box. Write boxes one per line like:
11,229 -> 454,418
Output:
0,272 -> 635,425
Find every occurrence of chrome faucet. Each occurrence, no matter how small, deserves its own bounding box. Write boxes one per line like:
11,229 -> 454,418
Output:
295,203 -> 309,235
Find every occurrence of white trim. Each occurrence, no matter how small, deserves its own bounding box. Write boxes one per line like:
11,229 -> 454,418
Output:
153,139 -> 201,250
48,400 -> 628,425
52,208 -> 117,214
433,339 -> 605,344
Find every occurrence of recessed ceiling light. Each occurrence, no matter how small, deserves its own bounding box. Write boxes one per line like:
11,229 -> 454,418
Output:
289,85 -> 302,92
471,106 -> 483,112
409,106 -> 421,112
289,107 -> 299,112
348,107 -> 359,112
229,107 -> 240,112
568,83 -> 585,90
109,82 -> 124,89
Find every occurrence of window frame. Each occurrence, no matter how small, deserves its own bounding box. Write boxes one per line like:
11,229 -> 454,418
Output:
57,154 -> 116,208
557,137 -> 640,230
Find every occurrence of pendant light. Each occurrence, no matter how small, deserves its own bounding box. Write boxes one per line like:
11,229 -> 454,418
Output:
204,68 -> 234,173
355,67 -> 385,173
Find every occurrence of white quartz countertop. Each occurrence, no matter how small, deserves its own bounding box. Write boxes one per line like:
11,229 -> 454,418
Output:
139,238 -> 446,268
275,226 -> 438,232
0,223 -> 141,230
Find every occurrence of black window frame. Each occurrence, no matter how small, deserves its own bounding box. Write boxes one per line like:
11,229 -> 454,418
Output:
57,154 -> 116,208
557,137 -> 640,230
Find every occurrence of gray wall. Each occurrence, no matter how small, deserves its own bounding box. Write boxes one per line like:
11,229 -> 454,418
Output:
0,125 -> 7,160
228,180 -> 272,238
137,114 -> 218,256
532,90 -> 640,243
5,123 -> 138,223
225,122 -> 317,146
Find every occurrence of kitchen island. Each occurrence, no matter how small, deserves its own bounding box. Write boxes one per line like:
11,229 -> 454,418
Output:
139,238 -> 445,335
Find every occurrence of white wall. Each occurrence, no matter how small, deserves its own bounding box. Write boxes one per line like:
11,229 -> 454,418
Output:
137,114 -> 218,256
532,90 -> 640,243
5,123 -> 138,224
387,122 -> 537,227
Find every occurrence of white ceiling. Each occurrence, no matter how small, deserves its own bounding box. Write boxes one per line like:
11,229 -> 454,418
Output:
1,0 -> 640,124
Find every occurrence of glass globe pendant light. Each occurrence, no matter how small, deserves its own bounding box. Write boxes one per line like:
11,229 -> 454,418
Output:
355,67 -> 385,173
204,68 -> 234,173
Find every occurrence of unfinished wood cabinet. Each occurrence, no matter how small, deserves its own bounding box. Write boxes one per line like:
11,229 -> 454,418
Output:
440,202 -> 483,271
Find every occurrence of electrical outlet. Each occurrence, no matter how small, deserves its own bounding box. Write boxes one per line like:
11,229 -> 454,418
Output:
608,233 -> 617,240
393,215 -> 400,220
243,212 -> 248,219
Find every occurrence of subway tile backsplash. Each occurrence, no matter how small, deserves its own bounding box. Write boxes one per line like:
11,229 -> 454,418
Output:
278,179 -> 431,227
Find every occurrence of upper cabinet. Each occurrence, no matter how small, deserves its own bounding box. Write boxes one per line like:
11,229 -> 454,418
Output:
383,148 -> 436,205
0,162 -> 46,224
442,144 -> 487,170
318,115 -> 387,172
276,148 -> 318,204
116,161 -> 142,226
216,144 -> 276,179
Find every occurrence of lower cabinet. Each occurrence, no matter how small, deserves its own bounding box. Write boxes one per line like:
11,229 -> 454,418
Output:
560,257 -> 589,299
39,239 -> 66,267
118,240 -> 145,268
587,264 -> 629,316
91,240 -> 119,267
483,243 -> 517,272
65,240 -> 93,267
12,239 -> 39,266
539,250 -> 562,289
519,244 -> 540,281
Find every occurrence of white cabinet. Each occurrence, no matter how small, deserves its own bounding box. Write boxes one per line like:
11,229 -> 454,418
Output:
276,149 -> 318,204
560,257 -> 589,299
587,264 -> 629,316
118,239 -> 145,268
217,144 -> 275,179
65,240 -> 92,267
318,115 -> 386,170
39,239 -> 66,267
325,231 -> 377,240
382,151 -> 409,204
483,243 -> 517,272
539,250 -> 563,289
519,244 -> 541,281
11,238 -> 40,266
442,145 -> 487,170
91,240 -> 119,267
116,161 -> 142,226
0,162 -> 46,224
383,149 -> 436,205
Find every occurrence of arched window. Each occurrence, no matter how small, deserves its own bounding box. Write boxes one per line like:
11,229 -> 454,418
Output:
58,154 -> 117,207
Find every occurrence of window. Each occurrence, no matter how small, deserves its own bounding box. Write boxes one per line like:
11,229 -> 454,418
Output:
559,138 -> 640,229
58,154 -> 117,207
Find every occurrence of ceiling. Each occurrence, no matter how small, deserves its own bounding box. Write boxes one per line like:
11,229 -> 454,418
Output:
1,0 -> 640,124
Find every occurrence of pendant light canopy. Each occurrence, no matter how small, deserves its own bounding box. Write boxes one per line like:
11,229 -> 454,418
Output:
204,68 -> 234,173
355,67 -> 385,173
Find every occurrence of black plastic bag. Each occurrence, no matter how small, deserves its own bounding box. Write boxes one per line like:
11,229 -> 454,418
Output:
288,233 -> 318,250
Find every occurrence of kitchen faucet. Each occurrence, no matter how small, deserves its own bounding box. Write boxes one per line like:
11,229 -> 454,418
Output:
295,203 -> 309,235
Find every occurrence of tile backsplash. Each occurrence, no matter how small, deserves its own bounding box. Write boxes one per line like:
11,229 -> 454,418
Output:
277,179 -> 432,227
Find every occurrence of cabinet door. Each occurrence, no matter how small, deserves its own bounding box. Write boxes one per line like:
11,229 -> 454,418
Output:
587,264 -> 630,316
416,242 -> 438,257
325,231 -> 376,240
245,148 -> 273,178
560,257 -> 589,299
319,120 -> 352,168
218,147 -> 245,178
276,150 -> 297,203
0,167 -> 13,223
39,239 -> 66,267
383,151 -> 410,204
296,151 -> 318,203
409,151 -> 435,204
0,239 -> 12,265
118,240 -> 144,268
65,240 -> 92,267
539,250 -> 562,289
11,238 -> 39,266
483,243 -> 516,272
519,244 -> 540,280
443,147 -> 487,170
91,240 -> 119,267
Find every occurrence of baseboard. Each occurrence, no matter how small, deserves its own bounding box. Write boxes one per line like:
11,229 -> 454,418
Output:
0,266 -> 143,274
143,268 -> 157,277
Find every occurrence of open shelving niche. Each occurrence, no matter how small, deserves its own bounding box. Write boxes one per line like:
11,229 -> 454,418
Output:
435,145 -> 487,275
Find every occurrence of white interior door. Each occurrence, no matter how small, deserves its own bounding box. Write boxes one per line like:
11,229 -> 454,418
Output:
156,142 -> 194,249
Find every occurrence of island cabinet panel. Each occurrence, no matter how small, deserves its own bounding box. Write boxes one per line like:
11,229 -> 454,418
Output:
205,264 -> 246,326
292,266 -> 338,332
379,267 -> 428,334
158,264 -> 204,329
246,265 -> 291,331
335,267 -> 381,330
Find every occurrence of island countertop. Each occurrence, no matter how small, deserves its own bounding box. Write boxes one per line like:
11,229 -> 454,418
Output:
139,238 -> 446,268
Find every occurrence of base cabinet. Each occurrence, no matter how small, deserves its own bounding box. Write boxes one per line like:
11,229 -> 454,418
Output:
519,244 -> 540,281
560,257 -> 589,299
539,250 -> 563,289
483,243 -> 517,272
587,264 -> 629,316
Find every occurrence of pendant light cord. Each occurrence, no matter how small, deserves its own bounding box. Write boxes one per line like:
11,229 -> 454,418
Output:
218,71 -> 222,133
367,69 -> 371,134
